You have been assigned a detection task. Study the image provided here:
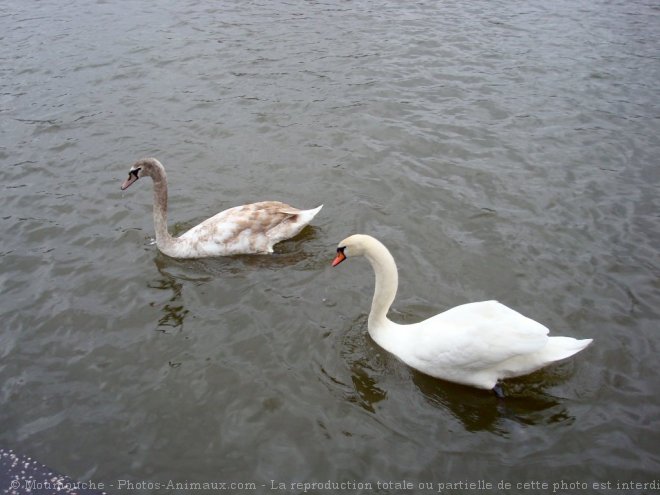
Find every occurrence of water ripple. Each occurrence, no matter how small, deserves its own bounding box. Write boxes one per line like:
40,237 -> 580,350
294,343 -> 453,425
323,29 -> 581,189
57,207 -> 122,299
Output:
1,0 -> 659,488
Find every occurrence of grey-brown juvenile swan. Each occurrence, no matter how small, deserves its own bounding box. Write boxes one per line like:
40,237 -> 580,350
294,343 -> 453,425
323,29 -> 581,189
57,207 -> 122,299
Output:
120,157 -> 322,258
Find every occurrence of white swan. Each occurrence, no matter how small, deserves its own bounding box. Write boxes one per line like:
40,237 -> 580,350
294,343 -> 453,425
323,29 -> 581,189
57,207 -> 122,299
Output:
332,234 -> 592,396
120,158 -> 323,258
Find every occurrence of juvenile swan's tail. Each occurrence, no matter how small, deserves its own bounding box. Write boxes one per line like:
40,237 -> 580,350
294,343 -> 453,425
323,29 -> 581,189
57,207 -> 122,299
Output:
300,204 -> 323,223
275,204 -> 323,241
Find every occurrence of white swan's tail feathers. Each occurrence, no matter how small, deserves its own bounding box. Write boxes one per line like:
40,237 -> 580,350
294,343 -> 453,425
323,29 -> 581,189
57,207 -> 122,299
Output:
542,337 -> 593,363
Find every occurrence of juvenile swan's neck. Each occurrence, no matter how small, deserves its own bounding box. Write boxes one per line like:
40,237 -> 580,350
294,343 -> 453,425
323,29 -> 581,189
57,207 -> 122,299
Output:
150,169 -> 175,249
364,238 -> 399,331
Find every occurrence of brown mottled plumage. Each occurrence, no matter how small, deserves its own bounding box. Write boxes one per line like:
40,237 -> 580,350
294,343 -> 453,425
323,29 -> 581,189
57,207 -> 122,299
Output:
120,158 -> 322,258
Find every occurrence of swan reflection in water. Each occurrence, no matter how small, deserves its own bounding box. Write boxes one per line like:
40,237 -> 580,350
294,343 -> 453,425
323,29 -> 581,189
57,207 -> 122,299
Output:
335,314 -> 575,435
147,225 -> 323,332
411,369 -> 575,434
149,255 -> 195,333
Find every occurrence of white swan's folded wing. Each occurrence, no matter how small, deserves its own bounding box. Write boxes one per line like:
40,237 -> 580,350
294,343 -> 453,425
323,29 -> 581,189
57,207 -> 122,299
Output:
410,300 -> 549,371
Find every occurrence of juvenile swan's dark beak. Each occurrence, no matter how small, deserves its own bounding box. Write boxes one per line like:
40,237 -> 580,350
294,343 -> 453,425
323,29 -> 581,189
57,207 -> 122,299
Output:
120,170 -> 139,190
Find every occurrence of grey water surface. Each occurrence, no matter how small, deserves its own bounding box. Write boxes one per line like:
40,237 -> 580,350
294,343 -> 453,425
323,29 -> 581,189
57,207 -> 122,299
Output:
1,0 -> 659,493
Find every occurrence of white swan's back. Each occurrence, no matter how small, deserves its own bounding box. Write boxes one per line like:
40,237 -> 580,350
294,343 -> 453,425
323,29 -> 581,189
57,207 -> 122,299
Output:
384,300 -> 592,390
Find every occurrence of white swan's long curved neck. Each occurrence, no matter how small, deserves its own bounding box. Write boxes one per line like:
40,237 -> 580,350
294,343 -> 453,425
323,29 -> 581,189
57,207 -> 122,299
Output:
365,240 -> 399,331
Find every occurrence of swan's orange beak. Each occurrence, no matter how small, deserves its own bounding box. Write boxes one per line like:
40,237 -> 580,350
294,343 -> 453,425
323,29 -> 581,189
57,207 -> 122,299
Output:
121,172 -> 138,190
332,249 -> 346,267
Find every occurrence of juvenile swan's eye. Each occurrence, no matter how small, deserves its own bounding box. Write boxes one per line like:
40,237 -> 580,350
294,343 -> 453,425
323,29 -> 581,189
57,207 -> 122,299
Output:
130,167 -> 141,178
